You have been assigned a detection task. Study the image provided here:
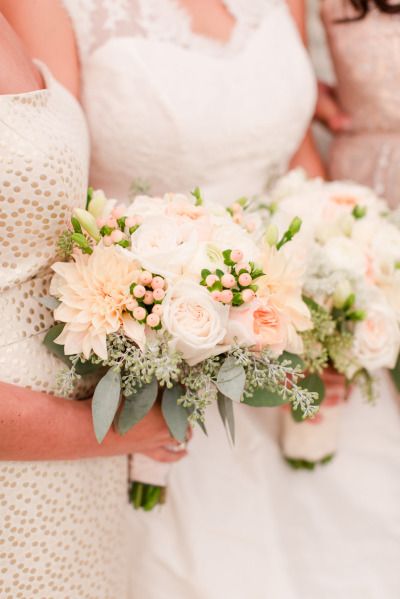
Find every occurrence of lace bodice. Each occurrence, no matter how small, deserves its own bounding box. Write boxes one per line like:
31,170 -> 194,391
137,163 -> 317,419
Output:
64,0 -> 316,204
321,0 -> 400,133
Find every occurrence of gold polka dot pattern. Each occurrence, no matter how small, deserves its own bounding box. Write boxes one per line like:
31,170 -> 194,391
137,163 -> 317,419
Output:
0,64 -> 129,598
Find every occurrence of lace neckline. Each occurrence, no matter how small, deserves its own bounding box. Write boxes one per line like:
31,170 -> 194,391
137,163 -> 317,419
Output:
138,0 -> 275,57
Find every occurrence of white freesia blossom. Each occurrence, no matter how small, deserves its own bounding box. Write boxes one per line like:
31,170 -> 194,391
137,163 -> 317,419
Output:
162,280 -> 229,365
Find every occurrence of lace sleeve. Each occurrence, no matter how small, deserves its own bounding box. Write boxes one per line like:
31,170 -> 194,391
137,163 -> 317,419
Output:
62,0 -> 144,61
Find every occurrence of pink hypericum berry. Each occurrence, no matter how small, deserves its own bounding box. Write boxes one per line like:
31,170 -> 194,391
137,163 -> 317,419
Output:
230,249 -> 244,263
139,270 -> 153,286
238,273 -> 252,287
143,291 -> 154,305
133,306 -> 147,321
221,273 -> 236,289
126,299 -> 139,311
125,216 -> 138,228
206,274 -> 218,287
112,204 -> 127,219
211,290 -> 222,302
110,229 -> 124,243
146,313 -> 160,328
103,235 -> 113,246
220,289 -> 233,304
231,203 -> 243,214
235,262 -> 251,274
153,288 -> 165,301
151,276 -> 165,290
96,217 -> 106,228
152,304 -> 163,316
242,289 -> 255,303
133,285 -> 146,299
106,217 -> 117,229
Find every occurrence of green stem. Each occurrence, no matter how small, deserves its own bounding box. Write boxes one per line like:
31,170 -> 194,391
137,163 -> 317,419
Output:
129,481 -> 166,511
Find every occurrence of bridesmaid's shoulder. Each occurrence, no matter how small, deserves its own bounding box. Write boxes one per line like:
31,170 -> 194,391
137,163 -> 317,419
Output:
0,0 -> 80,98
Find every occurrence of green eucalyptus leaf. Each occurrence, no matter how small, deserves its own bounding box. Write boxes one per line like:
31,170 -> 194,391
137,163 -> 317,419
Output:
117,379 -> 158,435
35,295 -> 61,311
390,354 -> 400,393
92,369 -> 121,443
217,392 -> 235,444
279,351 -> 305,371
161,386 -> 189,442
43,324 -> 72,367
291,373 -> 325,422
216,357 -> 246,403
243,387 -> 290,408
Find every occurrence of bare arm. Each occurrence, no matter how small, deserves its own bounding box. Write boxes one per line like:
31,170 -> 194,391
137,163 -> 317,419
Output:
0,382 -> 183,462
285,0 -> 326,178
0,0 -> 80,98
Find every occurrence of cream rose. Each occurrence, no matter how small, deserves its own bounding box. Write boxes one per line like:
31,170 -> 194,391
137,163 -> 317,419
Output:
129,216 -> 197,278
323,237 -> 367,276
353,297 -> 400,371
162,280 -> 229,365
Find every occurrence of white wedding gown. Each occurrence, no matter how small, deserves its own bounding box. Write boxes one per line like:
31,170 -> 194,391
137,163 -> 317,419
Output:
64,1 -> 400,597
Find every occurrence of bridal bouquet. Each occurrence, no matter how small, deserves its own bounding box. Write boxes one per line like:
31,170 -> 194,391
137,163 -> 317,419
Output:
44,187 -> 318,509
250,170 -> 400,468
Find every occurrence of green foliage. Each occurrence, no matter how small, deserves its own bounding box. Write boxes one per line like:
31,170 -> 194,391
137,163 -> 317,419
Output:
291,373 -> 325,422
191,186 -> 203,206
217,393 -> 235,444
216,357 -> 246,402
92,368 -> 121,443
161,386 -> 190,442
390,354 -> 400,393
117,378 -> 158,435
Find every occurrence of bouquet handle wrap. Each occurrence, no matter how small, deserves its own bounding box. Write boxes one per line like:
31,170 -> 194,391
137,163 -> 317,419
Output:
281,369 -> 346,464
129,453 -> 172,487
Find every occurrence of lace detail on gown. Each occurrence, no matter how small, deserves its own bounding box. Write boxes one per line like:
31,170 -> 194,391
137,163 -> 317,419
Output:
65,0 -> 278,59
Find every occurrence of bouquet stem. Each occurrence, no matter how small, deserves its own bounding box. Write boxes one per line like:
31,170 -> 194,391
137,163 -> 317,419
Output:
129,481 -> 166,511
129,453 -> 171,511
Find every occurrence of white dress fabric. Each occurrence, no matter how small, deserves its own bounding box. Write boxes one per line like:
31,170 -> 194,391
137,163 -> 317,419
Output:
64,1 -> 400,597
0,64 -> 129,599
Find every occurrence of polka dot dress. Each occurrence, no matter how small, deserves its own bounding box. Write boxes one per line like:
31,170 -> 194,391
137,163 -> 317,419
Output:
0,63 -> 129,598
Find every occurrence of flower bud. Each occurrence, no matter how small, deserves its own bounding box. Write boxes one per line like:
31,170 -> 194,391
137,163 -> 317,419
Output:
211,290 -> 222,301
133,285 -> 146,299
88,189 -> 107,218
126,216 -> 138,229
103,235 -> 113,247
110,229 -> 124,243
220,289 -> 233,304
206,274 -> 218,287
221,274 -> 236,289
106,217 -> 117,229
139,270 -> 153,286
133,306 -> 147,321
333,280 -> 353,309
146,313 -> 160,328
152,304 -> 163,316
235,262 -> 251,274
126,299 -> 139,311
143,291 -> 154,305
264,224 -> 279,247
231,249 -> 244,263
242,289 -> 255,303
151,276 -> 165,290
153,288 -> 165,301
112,204 -> 127,219
73,208 -> 101,241
238,273 -> 252,287
289,216 -> 302,236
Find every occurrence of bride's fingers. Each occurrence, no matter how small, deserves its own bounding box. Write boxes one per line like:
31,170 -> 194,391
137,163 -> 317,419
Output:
143,447 -> 188,463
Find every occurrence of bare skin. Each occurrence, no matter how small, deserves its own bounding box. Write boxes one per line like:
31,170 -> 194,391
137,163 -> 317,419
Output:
0,12 -> 185,463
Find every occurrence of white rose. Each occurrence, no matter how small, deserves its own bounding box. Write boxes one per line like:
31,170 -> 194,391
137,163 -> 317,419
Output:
127,195 -> 166,219
162,280 -> 229,365
323,237 -> 367,275
210,221 -> 260,263
129,216 -> 197,278
182,242 -> 226,280
353,297 -> 400,371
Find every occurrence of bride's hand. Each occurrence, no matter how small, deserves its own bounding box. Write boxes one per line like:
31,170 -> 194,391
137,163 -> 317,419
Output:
113,403 -> 189,463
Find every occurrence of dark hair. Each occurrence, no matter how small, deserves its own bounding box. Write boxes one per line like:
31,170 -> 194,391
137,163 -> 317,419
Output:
341,0 -> 400,20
